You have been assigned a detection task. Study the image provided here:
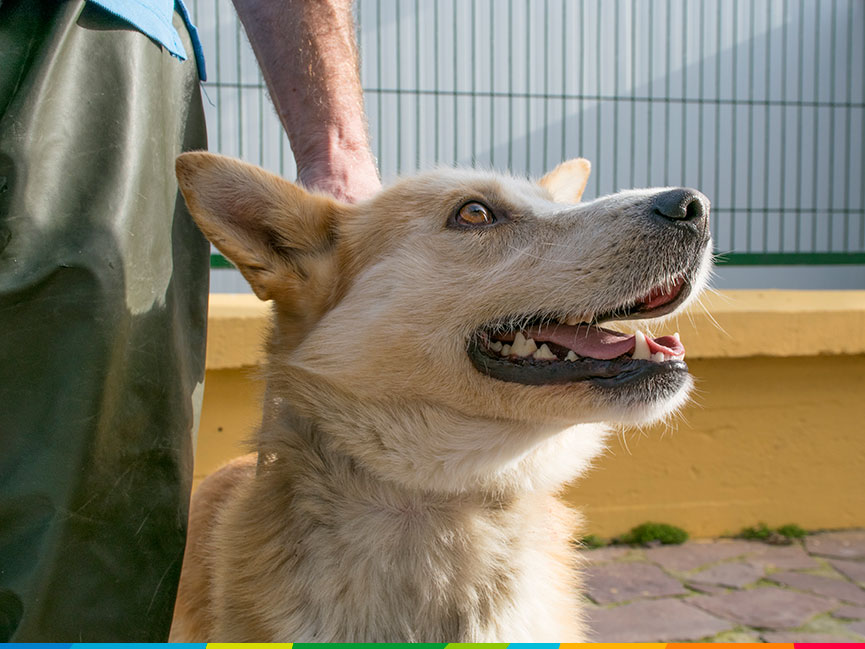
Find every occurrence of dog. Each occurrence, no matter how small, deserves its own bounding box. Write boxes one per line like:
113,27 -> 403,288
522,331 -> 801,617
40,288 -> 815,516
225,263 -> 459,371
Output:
169,153 -> 712,641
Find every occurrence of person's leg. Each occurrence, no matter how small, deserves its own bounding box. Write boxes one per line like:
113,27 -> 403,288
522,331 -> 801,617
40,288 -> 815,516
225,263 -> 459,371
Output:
0,0 -> 208,640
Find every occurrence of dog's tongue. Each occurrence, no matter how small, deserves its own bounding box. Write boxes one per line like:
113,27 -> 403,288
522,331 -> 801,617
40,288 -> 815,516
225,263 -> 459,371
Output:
525,324 -> 684,360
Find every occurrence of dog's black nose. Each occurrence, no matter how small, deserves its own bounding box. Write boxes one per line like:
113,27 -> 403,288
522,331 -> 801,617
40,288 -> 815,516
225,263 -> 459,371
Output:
652,188 -> 709,223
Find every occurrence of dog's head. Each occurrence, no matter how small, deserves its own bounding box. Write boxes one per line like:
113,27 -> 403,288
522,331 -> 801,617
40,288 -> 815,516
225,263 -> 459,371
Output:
178,153 -> 712,492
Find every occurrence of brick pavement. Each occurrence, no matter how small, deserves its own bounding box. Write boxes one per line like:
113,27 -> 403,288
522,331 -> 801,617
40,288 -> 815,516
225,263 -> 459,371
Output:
581,529 -> 865,642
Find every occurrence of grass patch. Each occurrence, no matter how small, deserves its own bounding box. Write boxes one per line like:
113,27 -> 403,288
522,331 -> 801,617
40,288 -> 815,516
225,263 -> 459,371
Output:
580,534 -> 607,549
740,522 -> 807,543
617,522 -> 688,546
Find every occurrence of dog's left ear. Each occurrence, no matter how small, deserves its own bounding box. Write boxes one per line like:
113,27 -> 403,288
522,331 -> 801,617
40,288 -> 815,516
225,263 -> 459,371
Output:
538,158 -> 592,203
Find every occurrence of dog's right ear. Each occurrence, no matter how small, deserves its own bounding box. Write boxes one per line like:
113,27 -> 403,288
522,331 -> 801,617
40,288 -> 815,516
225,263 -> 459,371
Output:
176,152 -> 342,305
538,158 -> 592,203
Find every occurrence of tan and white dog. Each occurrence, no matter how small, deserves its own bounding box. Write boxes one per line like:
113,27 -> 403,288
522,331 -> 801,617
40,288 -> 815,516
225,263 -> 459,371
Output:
169,153 -> 712,642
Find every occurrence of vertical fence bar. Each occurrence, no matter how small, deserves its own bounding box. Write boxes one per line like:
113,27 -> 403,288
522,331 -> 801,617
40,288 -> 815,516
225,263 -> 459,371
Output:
543,0 -> 550,171
646,0 -> 653,187
471,0 -> 477,167
235,15 -> 243,159
681,0 -> 687,194
492,0 -> 497,168
507,0 -> 514,170
795,0 -> 805,252
811,0 -> 821,251
843,0 -> 852,251
561,0 -> 567,164
629,0 -> 637,188
780,0 -> 788,251
375,0 -> 382,169
714,0 -> 722,246
746,0 -> 755,252
594,0 -> 601,196
525,2 -> 531,175
415,0 -> 421,172
612,0 -> 619,193
827,0 -> 838,251
663,0 -> 671,185
434,0 -> 440,165
452,0 -> 458,166
579,0 -> 585,175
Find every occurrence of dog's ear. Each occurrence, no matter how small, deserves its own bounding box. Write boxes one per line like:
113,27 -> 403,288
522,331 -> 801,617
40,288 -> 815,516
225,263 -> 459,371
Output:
176,152 -> 342,305
538,158 -> 592,203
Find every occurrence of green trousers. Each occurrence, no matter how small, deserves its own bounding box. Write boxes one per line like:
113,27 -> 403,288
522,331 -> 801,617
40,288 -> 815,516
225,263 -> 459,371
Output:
0,0 -> 208,640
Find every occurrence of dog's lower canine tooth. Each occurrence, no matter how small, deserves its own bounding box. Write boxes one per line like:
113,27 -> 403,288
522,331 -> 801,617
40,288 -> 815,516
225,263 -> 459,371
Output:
533,344 -> 557,360
632,330 -> 652,360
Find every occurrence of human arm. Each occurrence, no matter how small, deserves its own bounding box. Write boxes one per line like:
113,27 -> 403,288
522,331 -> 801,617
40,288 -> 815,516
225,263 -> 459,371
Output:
231,0 -> 381,202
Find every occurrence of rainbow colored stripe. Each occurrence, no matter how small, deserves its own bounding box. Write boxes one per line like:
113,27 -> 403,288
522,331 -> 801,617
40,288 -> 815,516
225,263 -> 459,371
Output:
9,642 -> 849,648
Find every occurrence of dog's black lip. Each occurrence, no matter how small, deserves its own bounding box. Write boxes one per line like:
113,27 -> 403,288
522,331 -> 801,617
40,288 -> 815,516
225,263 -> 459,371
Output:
467,338 -> 688,386
594,274 -> 693,324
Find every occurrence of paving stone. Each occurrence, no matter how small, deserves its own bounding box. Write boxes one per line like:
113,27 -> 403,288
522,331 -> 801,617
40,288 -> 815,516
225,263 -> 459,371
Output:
688,561 -> 766,588
768,570 -> 865,606
830,558 -> 865,584
585,598 -> 735,642
761,631 -> 862,643
582,545 -> 632,563
745,542 -> 821,571
584,561 -> 689,604
644,540 -> 755,572
805,530 -> 865,560
848,620 -> 865,637
688,587 -> 837,629
834,605 -> 865,620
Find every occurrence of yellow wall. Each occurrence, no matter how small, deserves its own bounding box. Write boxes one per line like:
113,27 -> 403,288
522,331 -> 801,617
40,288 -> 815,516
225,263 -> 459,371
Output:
196,291 -> 865,538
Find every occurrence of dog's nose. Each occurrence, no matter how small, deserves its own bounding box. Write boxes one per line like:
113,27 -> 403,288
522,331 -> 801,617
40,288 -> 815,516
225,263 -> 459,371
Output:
651,188 -> 709,223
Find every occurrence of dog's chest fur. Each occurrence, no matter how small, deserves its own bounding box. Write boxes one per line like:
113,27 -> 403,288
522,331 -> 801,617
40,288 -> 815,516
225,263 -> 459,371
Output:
208,425 -> 584,642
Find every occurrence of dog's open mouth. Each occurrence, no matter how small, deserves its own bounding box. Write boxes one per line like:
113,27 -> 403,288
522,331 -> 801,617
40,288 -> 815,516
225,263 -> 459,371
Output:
468,275 -> 692,386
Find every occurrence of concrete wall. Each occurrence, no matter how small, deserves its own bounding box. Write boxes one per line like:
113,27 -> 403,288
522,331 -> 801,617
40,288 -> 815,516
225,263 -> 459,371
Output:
194,291 -> 865,539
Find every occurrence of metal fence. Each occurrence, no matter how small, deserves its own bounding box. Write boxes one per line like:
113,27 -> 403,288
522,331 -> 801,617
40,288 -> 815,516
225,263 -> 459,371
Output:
190,0 -> 865,268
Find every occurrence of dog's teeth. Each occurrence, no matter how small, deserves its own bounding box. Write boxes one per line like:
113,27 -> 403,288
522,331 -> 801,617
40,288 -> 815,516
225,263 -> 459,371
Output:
632,331 -> 652,360
533,344 -> 557,360
564,316 -> 580,326
565,350 -> 578,361
673,332 -> 680,341
510,332 -> 538,357
651,352 -> 665,363
500,344 -> 512,356
490,341 -> 503,353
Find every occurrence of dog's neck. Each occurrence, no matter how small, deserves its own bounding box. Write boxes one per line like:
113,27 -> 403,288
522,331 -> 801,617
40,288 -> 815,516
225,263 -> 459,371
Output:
252,404 -> 586,640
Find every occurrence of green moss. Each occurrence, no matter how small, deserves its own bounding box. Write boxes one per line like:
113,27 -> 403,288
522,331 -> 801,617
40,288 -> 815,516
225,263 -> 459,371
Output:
619,522 -> 688,546
580,534 -> 607,549
740,522 -> 773,540
740,522 -> 807,541
776,523 -> 807,539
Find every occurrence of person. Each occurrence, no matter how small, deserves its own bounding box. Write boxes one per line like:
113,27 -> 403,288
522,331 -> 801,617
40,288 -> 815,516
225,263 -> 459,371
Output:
0,0 -> 378,640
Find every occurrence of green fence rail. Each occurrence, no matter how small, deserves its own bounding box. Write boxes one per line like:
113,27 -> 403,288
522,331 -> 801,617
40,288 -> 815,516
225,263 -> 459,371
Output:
192,0 -> 864,269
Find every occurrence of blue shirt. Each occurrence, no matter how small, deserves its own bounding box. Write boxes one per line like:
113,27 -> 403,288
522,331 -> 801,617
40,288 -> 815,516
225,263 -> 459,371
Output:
86,0 -> 207,81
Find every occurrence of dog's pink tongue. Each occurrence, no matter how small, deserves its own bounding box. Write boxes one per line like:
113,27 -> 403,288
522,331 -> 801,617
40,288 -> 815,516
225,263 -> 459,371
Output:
526,324 -> 685,360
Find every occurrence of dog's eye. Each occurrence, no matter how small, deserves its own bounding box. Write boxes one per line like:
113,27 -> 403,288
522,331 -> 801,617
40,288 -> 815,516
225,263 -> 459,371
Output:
456,202 -> 496,227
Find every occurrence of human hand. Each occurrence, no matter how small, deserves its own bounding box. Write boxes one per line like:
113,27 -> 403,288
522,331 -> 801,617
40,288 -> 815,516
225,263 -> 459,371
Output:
297,143 -> 381,204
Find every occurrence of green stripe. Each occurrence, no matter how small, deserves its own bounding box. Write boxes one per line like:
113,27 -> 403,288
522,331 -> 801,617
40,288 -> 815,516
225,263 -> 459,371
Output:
715,252 -> 865,266
211,252 -> 865,271
210,253 -> 234,269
